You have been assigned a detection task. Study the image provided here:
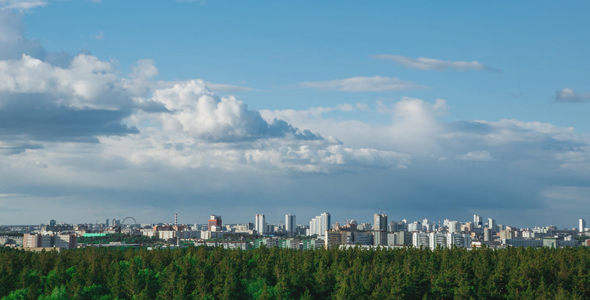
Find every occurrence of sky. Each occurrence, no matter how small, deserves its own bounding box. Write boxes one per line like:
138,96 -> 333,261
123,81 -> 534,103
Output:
0,0 -> 589,228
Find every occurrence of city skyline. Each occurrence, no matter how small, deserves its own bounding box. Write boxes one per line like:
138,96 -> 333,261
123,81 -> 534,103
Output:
3,212 -> 588,234
1,1 -> 590,228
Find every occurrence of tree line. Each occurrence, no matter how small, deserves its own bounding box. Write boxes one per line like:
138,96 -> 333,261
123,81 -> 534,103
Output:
0,245 -> 589,299
77,234 -> 158,245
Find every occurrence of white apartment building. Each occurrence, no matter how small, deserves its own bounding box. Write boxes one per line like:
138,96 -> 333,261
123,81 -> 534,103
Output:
412,232 -> 430,248
428,233 -> 447,250
413,232 -> 471,249
308,213 -> 331,236
255,214 -> 266,234
447,233 -> 472,248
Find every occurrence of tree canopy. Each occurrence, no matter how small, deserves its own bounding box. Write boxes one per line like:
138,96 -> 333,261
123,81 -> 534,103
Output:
0,245 -> 589,299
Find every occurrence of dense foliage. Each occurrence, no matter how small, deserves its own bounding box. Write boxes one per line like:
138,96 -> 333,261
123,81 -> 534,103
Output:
1,245 -> 589,299
77,234 -> 158,245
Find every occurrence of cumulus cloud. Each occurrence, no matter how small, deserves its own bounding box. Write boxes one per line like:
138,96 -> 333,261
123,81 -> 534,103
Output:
0,54 -> 134,110
0,54 -> 151,143
555,87 -> 590,103
149,80 -> 321,142
300,76 -> 425,92
372,54 -> 501,72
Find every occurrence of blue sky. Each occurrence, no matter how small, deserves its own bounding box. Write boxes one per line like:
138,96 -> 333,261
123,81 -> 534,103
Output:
24,0 -> 590,128
0,0 -> 589,228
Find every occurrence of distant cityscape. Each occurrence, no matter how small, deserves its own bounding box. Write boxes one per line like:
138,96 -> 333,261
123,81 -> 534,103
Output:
1,213 -> 589,251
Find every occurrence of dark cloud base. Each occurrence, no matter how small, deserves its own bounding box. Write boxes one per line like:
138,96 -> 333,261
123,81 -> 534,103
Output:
0,93 -> 138,143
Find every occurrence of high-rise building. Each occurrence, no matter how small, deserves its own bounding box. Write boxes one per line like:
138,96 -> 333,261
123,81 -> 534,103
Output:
448,221 -> 459,234
484,228 -> 492,242
373,230 -> 387,246
487,218 -> 496,233
408,221 -> 422,232
395,231 -> 413,245
308,213 -> 331,235
208,215 -> 222,231
49,220 -> 56,227
473,215 -> 482,228
374,214 -> 388,232
422,219 -> 431,231
321,212 -> 331,233
255,214 -> 266,234
106,219 -> 109,227
388,221 -> 399,232
580,218 -> 586,233
285,214 -> 296,236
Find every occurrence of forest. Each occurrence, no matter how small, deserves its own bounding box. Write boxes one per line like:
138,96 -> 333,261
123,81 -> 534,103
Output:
0,245 -> 589,299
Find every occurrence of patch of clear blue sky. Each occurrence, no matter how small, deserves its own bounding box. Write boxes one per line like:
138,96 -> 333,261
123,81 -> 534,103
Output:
24,0 -> 590,130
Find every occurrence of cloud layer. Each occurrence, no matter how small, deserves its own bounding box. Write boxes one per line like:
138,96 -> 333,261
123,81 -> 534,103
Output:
373,54 -> 501,72
0,8 -> 589,228
300,76 -> 425,92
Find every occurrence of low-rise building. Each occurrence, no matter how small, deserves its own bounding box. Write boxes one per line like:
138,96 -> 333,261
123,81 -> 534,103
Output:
194,240 -> 250,250
278,239 -> 301,250
325,231 -> 348,249
504,239 -> 543,248
23,233 -> 77,249
254,238 -> 279,248
302,239 -> 322,250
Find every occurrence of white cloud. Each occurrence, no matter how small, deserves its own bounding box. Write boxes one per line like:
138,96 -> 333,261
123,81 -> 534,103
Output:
0,0 -> 46,10
0,54 -> 131,110
455,151 -> 494,161
2,12 -> 590,227
372,54 -> 501,72
555,87 -> 590,103
148,79 -> 321,142
300,76 -> 425,92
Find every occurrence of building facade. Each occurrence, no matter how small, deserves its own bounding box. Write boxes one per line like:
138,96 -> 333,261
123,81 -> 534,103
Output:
255,214 -> 266,234
285,214 -> 296,236
374,214 -> 388,232
208,215 -> 222,232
